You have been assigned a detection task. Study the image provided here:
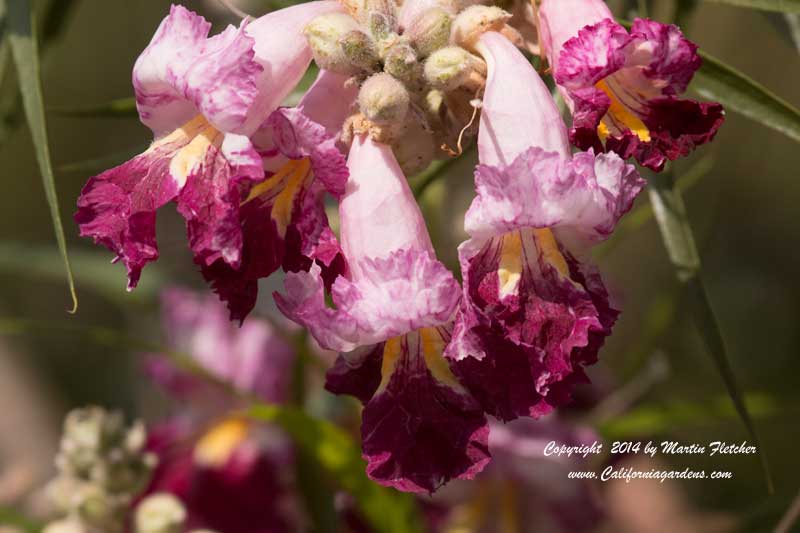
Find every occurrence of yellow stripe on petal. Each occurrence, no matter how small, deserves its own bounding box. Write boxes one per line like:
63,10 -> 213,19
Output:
420,327 -> 464,392
169,123 -> 222,188
497,231 -> 523,298
194,418 -> 249,468
531,228 -> 569,277
271,158 -> 312,237
596,79 -> 651,143
377,336 -> 403,393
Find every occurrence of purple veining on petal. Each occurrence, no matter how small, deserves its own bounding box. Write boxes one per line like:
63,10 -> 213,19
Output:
74,135 -> 188,290
326,329 -> 490,493
549,14 -> 725,170
133,5 -> 262,136
464,146 -> 644,244
448,230 -> 616,421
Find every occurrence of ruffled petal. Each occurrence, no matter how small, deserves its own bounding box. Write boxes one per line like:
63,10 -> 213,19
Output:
74,126 -> 198,289
465,146 -> 644,244
176,134 -> 263,269
628,18 -> 702,95
551,16 -> 724,170
553,18 -> 631,91
447,229 -> 616,420
538,0 -> 615,74
266,107 -> 349,197
331,329 -> 491,493
275,249 -> 461,351
133,5 -> 261,136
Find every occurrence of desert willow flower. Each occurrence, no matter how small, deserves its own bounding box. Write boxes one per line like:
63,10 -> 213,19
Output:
275,134 -> 490,493
445,31 -> 645,422
538,0 -> 724,171
75,3 -> 345,320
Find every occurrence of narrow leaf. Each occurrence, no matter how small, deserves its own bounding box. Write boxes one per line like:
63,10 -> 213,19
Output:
701,0 -> 800,13
599,394 -> 783,439
249,404 -> 424,533
648,171 -> 773,492
48,96 -> 138,118
692,50 -> 800,143
7,0 -> 77,312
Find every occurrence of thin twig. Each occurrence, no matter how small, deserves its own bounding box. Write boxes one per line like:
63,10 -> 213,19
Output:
775,488 -> 800,533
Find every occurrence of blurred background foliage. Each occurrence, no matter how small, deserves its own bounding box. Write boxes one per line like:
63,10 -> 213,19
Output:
0,0 -> 799,531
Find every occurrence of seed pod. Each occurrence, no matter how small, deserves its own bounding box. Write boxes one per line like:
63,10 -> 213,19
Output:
358,73 -> 410,125
304,13 -> 362,75
406,7 -> 452,58
450,5 -> 511,52
424,46 -> 486,92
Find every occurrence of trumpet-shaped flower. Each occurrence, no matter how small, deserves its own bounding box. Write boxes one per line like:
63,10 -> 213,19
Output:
539,0 -> 724,171
201,69 -> 354,322
75,2 -> 341,290
275,135 -> 490,493
445,32 -> 644,421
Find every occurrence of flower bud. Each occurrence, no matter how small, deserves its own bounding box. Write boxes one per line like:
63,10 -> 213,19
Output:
135,493 -> 187,533
358,73 -> 410,125
424,46 -> 486,91
364,0 -> 398,39
383,42 -> 420,82
339,30 -> 380,71
450,5 -> 511,51
406,8 -> 452,58
304,13 -> 362,75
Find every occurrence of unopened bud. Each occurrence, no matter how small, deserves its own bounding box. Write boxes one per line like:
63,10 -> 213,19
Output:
364,0 -> 397,39
406,8 -> 452,58
358,73 -> 410,124
384,42 -> 419,82
339,30 -> 379,71
304,13 -> 362,75
392,121 -> 437,175
450,5 -> 511,51
135,493 -> 187,533
424,46 -> 486,91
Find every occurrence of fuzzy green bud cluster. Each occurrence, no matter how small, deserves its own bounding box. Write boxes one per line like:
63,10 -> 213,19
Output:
43,407 -> 157,533
303,0 -> 513,173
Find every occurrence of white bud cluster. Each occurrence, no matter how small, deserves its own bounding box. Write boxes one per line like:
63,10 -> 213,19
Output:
43,407 -> 157,533
303,0 -> 514,173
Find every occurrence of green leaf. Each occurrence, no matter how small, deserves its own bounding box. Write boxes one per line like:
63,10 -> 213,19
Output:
700,0 -> 800,13
0,506 -> 41,533
599,394 -> 783,439
692,50 -> 800,143
0,242 -> 162,305
648,171 -> 773,493
48,96 -> 138,118
249,404 -> 424,533
7,0 -> 77,312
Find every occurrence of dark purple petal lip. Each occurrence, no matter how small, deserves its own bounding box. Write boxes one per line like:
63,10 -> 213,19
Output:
325,328 -> 490,493
449,229 -> 616,421
556,17 -> 724,170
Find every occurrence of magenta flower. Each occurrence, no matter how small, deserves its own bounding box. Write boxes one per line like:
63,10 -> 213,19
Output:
539,0 -> 725,171
275,135 -> 490,493
145,287 -> 295,403
201,69 -> 355,322
445,32 -> 644,422
142,288 -> 299,532
75,2 -> 342,291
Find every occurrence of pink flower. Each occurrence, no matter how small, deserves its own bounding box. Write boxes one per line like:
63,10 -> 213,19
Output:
539,0 -> 725,171
75,2 -> 342,291
275,135 -> 490,493
445,32 -> 644,421
201,69 -> 355,322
